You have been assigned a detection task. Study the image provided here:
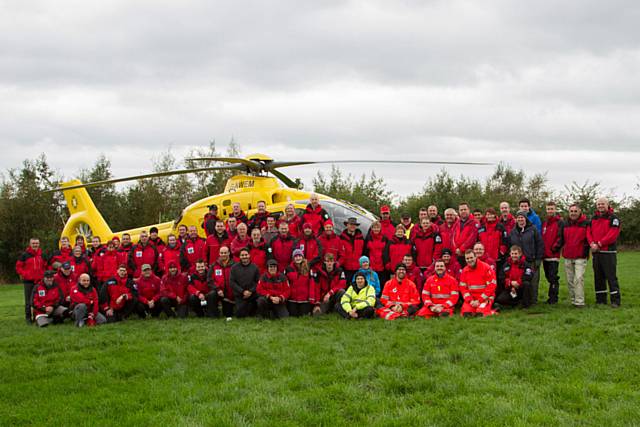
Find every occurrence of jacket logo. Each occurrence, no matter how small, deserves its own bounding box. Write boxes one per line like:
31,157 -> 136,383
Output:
187,247 -> 195,254
612,219 -> 620,227
392,288 -> 397,293
136,251 -> 143,258
215,270 -> 222,276
525,268 -> 532,275
299,244 -> 305,251
38,290 -> 45,297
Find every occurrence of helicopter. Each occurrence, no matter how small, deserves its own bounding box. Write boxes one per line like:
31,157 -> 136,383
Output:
51,153 -> 489,244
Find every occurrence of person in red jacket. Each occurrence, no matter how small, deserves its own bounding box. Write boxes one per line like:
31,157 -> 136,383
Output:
32,270 -> 68,327
416,260 -> 459,318
424,248 -> 462,281
340,217 -> 365,282
208,247 -> 235,318
116,234 -> 133,276
256,259 -> 290,319
379,205 -> 396,240
587,197 -> 622,307
225,217 -> 238,240
87,236 -> 105,265
473,242 -> 496,271
159,261 -> 189,318
302,193 -> 330,235
180,225 -> 207,274
204,221 -> 230,267
376,264 -> 420,320
54,262 -> 75,306
93,240 -> 120,284
285,250 -> 312,316
495,245 -> 535,308
177,224 -> 189,247
383,225 -> 413,275
128,231 -> 159,278
202,204 -> 220,237
159,234 -> 182,274
499,202 -> 516,234
561,204 -> 589,307
281,204 -> 303,239
402,254 -> 424,293
453,203 -> 479,267
69,245 -> 92,279
412,217 -> 443,270
148,227 -> 166,252
70,273 -> 107,327
248,200 -> 271,231
364,220 -> 388,285
187,260 -> 216,317
439,208 -> 457,254
541,202 -> 564,304
268,222 -> 296,273
459,250 -> 497,317
100,267 -> 136,322
74,235 -> 87,254
48,236 -> 73,268
248,228 -> 268,274
15,237 -> 46,324
318,220 -> 344,265
310,252 -> 347,315
133,264 -> 164,318
230,223 -> 251,261
478,208 -> 508,264
229,202 -> 249,225
296,222 -> 323,268
428,205 -> 444,226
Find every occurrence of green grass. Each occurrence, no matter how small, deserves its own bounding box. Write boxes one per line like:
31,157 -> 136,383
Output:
1,253 -> 639,426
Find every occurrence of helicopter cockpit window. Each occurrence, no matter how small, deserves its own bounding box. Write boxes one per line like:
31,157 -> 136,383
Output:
297,200 -> 375,234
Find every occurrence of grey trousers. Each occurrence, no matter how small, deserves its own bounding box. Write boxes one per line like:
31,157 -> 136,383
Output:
35,306 -> 68,327
73,304 -> 107,326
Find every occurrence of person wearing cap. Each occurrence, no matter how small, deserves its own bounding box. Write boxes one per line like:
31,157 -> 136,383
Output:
459,250 -> 497,317
310,252 -> 347,315
379,205 -> 396,240
159,234 -> 182,274
364,220 -> 389,287
54,261 -> 75,306
100,266 -> 136,322
340,217 -> 365,283
453,202 -> 480,268
268,222 -> 296,273
202,204 -> 220,237
70,273 -> 106,327
256,259 -> 290,319
248,228 -> 269,274
423,248 -> 462,281
248,200 -> 271,231
302,193 -> 331,236
285,249 -> 312,316
93,239 -> 120,284
376,264 -> 420,320
509,210 -> 543,304
318,220 -> 344,265
187,259 -> 216,318
208,246 -> 235,317
180,225 -> 207,274
134,263 -> 164,318
16,237 -> 45,324
400,213 -> 414,238
32,270 -> 68,327
48,236 -> 73,268
205,221 -> 231,267
416,259 -> 459,318
128,230 -> 159,278
230,248 -> 260,317
159,261 -> 189,318
428,205 -> 443,226
148,227 -> 166,252
353,256 -> 380,297
383,224 -> 413,274
262,215 -> 280,243
337,272 -> 376,319
296,222 -> 323,268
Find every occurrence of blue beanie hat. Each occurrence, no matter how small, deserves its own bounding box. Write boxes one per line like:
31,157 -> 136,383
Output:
359,256 -> 369,266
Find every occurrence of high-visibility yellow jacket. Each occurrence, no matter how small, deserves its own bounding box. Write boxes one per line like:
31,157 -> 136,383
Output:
340,283 -> 376,312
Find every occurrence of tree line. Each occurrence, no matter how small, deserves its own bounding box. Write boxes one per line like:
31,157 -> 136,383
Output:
1,142 -> 638,282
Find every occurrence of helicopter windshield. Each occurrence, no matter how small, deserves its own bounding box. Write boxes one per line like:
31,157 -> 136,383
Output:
298,199 -> 376,234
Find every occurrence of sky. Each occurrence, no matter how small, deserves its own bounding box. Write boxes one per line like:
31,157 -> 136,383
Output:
1,0 -> 639,201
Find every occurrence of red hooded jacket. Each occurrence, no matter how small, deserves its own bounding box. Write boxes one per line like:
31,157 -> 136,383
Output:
364,230 -> 387,272
15,247 -> 45,282
562,214 -> 590,259
302,204 -> 330,235
257,272 -> 290,300
412,225 -> 443,268
542,215 -> 564,259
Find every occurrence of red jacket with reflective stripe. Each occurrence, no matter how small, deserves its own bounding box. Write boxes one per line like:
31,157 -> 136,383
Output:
459,260 -> 496,303
587,208 -> 620,252
421,273 -> 459,308
380,277 -> 420,310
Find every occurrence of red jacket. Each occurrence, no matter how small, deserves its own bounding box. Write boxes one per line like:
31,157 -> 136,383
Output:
379,219 -> 396,240
340,230 -> 365,271
230,235 -> 251,261
364,231 -> 387,272
280,215 -> 303,239
503,256 -> 534,291
208,260 -> 235,301
248,211 -> 271,231
421,273 -> 458,309
438,222 -> 456,253
425,258 -> 462,281
102,277 -> 134,311
453,217 -> 479,254
15,247 -> 45,282
205,233 -> 231,266
459,260 -> 496,304
268,234 -> 297,272
257,272 -> 290,300
412,225 -> 442,268
587,208 -> 621,253
54,271 -> 75,299
202,213 -> 220,237
160,272 -> 188,303
32,282 -> 64,315
117,244 -> 133,274
70,284 -> 99,318
318,232 -> 344,263
383,236 -> 414,272
542,215 -> 564,259
134,274 -> 162,305
149,237 -> 165,253
285,265 -> 312,302
128,243 -> 158,277
187,270 -> 210,297
310,265 -> 346,305
478,220 -> 508,261
562,214 -> 590,259
380,277 -> 420,311
500,214 -> 516,235
479,254 -> 496,270
248,240 -> 269,274
159,244 -> 181,273
302,204 -> 330,235
180,237 -> 207,273
93,249 -> 120,282
405,263 -> 424,293
230,210 -> 248,225
48,247 -> 73,268
296,234 -> 323,267
70,256 -> 92,278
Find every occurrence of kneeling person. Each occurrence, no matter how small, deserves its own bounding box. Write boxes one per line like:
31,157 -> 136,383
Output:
256,259 -> 290,319
337,272 -> 376,319
376,264 -> 421,320
159,261 -> 189,318
496,245 -> 535,308
417,260 -> 459,318
134,264 -> 163,318
187,260 -> 216,317
459,250 -> 497,317
101,265 -> 136,322
70,273 -> 107,327
32,270 -> 68,327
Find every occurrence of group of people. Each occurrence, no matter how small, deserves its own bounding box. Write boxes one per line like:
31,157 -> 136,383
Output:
15,193 -> 622,327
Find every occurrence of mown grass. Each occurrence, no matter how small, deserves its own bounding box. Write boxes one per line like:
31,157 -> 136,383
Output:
1,253 -> 639,426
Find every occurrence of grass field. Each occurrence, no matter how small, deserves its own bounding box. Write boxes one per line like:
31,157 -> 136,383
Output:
1,253 -> 639,426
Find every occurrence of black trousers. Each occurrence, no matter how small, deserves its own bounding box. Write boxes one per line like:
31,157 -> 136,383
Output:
315,290 -> 345,315
256,296 -> 289,319
135,300 -> 163,318
235,295 -> 257,318
286,301 -> 311,317
495,284 -> 533,308
336,304 -> 375,319
543,260 -> 560,303
23,280 -> 36,322
158,297 -> 189,318
592,253 -> 621,304
188,293 -> 218,317
106,299 -> 137,322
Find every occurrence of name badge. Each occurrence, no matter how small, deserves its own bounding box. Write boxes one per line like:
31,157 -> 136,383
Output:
136,251 -> 143,258
187,247 -> 195,254
215,270 -> 222,276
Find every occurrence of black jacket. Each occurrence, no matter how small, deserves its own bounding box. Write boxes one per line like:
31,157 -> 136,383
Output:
509,218 -> 544,262
230,262 -> 260,298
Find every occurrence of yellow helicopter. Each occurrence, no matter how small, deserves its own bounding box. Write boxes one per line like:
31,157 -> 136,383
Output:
52,153 -> 488,243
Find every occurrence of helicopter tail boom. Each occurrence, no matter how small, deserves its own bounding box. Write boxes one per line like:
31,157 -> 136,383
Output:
60,180 -> 113,243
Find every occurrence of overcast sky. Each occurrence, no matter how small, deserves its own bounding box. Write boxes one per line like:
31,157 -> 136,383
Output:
1,0 -> 639,201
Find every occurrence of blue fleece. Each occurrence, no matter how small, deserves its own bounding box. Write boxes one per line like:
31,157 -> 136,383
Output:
527,208 -> 542,232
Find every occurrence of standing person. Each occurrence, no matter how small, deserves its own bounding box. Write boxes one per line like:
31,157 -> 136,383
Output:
379,205 -> 396,239
318,220 -> 344,264
409,208 -> 429,239
248,228 -> 268,274
87,236 -> 104,264
176,224 -> 189,247
54,262 -> 75,306
416,260 -> 459,318
15,237 -> 45,324
225,217 -> 238,240
159,234 -> 182,274
202,204 -> 220,237
148,227 -> 165,252
499,202 -> 516,234
453,202 -> 479,268
296,223 -> 323,268
281,204 -> 303,239
439,208 -> 457,254
229,223 -> 251,261
256,259 -> 290,319
262,215 -> 280,243
159,261 -> 189,318
117,234 -> 133,276
230,248 -> 260,317
376,264 -> 421,320
93,240 -> 119,285
519,198 -> 542,232
364,220 -> 388,287
205,221 -> 230,266
478,208 -> 508,266
48,236 -> 73,268
340,217 -> 365,283
400,213 -> 414,238
412,217 -> 442,271
337,272 -> 376,320
134,264 -> 164,318
187,260 -> 215,318
562,204 -> 590,308
588,198 -> 622,307
70,273 -> 107,327
310,253 -> 347,315
248,200 -> 271,231
229,202 -> 248,225
383,224 -> 413,276
428,205 -> 443,226
302,193 -> 330,235
208,247 -> 235,318
541,202 -> 564,304
285,250 -> 312,317
459,250 -> 497,317
268,222 -> 296,273
509,211 -> 544,304
128,231 -> 159,278
70,245 -> 92,279
180,225 -> 207,274
473,209 -> 484,223
32,270 -> 68,327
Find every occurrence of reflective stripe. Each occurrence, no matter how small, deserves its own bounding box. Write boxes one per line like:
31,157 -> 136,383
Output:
610,291 -> 619,295
384,311 -> 395,320
462,292 -> 471,298
481,293 -> 488,300
595,290 -> 608,294
459,282 -> 467,287
446,300 -> 454,307
451,291 -> 459,295
431,293 -> 450,298
468,285 -> 486,290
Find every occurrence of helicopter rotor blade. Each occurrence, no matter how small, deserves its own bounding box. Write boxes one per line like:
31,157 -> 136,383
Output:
185,157 -> 262,170
269,169 -> 299,189
46,165 -> 245,192
268,160 -> 492,168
